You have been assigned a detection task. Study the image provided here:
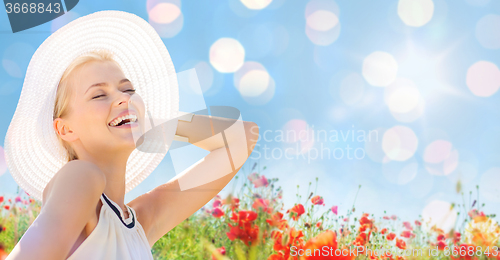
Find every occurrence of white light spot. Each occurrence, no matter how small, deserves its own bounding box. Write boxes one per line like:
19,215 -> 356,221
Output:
424,140 -> 452,164
147,1 -> 184,38
239,70 -> 269,97
388,88 -> 420,113
149,3 -> 181,24
362,51 -> 398,87
306,10 -> 339,31
305,0 -> 341,46
466,61 -> 500,97
382,126 -> 418,161
422,200 -> 457,233
240,0 -> 273,10
398,0 -> 435,27
234,61 -> 275,105
210,38 -> 246,73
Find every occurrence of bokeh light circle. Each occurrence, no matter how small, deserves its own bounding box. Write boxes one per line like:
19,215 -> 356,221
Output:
480,167 -> 500,202
384,78 -> 421,114
282,119 -> 315,155
234,61 -> 275,105
466,61 -> 500,97
422,200 -> 457,233
382,126 -> 418,161
475,14 -> 500,50
424,140 -> 452,164
147,0 -> 184,38
240,0 -> 273,10
210,38 -> 246,73
149,3 -> 181,24
362,51 -> 398,87
307,10 -> 339,31
305,0 -> 341,46
423,140 -> 459,176
398,0 -> 435,27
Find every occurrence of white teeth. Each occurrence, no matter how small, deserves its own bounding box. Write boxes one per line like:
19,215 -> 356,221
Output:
109,114 -> 137,127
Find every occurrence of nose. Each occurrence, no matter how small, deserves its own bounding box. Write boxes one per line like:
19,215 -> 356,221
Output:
114,91 -> 131,107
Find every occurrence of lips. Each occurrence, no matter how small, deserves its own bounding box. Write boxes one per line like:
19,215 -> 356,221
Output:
108,110 -> 138,127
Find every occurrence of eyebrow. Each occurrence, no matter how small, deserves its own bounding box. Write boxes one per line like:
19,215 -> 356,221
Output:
85,79 -> 131,94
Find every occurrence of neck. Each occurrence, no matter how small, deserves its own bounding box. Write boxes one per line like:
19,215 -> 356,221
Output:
75,147 -> 131,213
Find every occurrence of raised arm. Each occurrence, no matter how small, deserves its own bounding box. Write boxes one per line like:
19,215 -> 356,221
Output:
6,160 -> 106,260
129,114 -> 259,246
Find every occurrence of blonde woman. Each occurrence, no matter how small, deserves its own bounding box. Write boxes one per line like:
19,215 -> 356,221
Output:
4,11 -> 258,260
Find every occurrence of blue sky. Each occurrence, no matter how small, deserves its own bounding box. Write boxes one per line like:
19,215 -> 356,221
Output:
1,0 -> 500,226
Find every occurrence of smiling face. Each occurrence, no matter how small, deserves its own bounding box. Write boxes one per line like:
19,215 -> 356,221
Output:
55,60 -> 146,159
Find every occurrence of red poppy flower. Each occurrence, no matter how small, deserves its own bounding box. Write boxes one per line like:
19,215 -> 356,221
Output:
287,204 -> 305,221
400,230 -> 414,238
253,198 -> 272,213
396,238 -> 406,250
402,221 -> 412,230
311,195 -> 324,206
227,210 -> 260,246
437,240 -> 447,250
331,205 -> 338,215
3,205 -> 9,210
0,196 -> 3,203
212,207 -> 224,218
213,199 -> 222,208
386,233 -> 396,241
267,212 -> 289,230
253,175 -> 269,188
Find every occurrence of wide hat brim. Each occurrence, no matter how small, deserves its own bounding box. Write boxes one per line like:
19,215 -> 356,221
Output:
4,10 -> 179,202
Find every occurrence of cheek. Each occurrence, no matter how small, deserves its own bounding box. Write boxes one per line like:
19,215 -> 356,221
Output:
73,102 -> 111,130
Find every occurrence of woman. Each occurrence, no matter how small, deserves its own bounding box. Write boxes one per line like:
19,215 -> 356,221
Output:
4,11 -> 258,260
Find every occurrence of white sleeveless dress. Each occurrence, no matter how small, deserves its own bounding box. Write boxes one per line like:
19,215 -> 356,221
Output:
67,193 -> 154,260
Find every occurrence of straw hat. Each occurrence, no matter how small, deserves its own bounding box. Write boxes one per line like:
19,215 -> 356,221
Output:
4,10 -> 179,202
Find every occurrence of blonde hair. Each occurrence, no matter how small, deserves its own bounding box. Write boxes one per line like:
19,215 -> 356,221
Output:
53,49 -> 121,162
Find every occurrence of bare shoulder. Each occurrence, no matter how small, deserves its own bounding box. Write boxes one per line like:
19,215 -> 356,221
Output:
43,160 -> 106,203
6,160 -> 106,259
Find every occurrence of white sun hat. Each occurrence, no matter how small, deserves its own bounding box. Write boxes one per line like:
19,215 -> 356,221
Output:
3,10 -> 180,202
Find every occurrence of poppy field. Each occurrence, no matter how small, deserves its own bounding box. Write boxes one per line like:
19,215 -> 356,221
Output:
1,164 -> 499,260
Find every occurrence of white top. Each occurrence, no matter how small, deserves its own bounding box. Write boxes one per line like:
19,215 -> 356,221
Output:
67,193 -> 154,260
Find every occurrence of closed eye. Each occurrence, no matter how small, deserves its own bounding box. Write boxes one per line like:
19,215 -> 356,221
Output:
125,89 -> 136,94
92,94 -> 106,99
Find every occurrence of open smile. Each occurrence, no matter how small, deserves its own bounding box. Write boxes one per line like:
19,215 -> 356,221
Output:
108,111 -> 139,128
